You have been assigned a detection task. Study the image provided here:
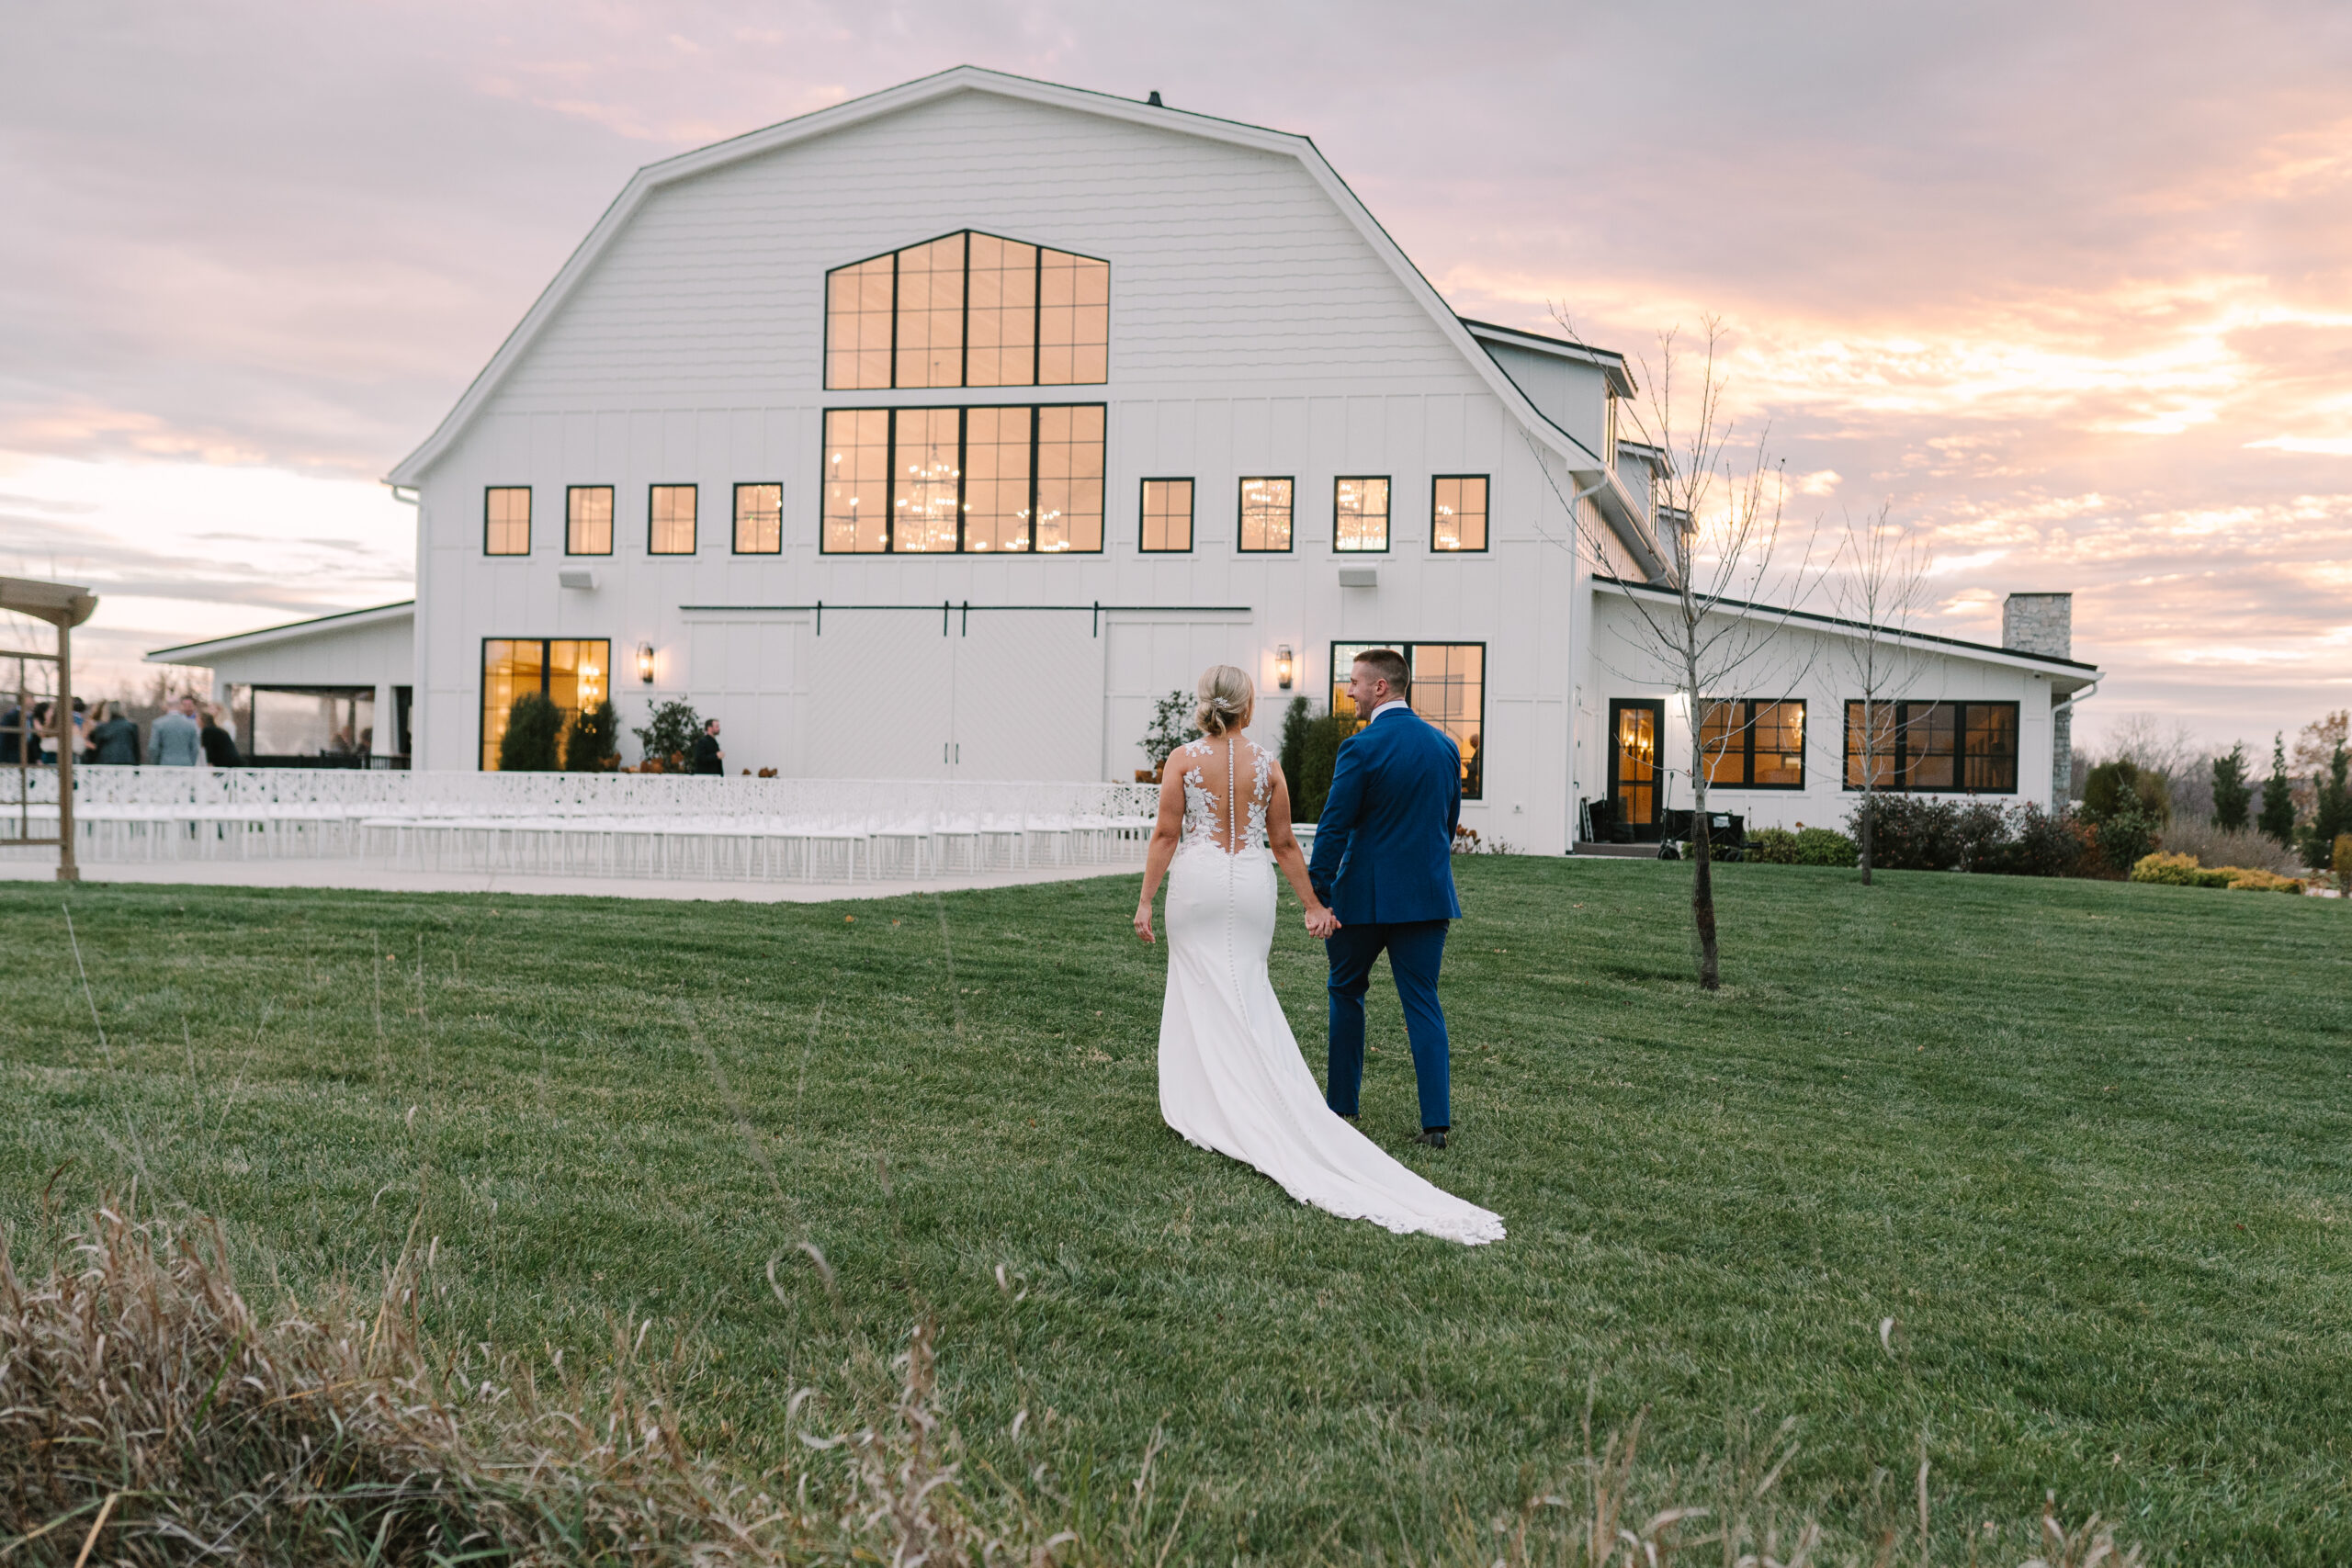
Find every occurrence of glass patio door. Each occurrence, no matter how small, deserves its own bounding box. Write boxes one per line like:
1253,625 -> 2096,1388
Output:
1608,699 -> 1665,840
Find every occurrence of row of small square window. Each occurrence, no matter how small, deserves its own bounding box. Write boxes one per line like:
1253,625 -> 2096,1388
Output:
481,475 -> 1494,556
1148,476 -> 1489,554
482,484 -> 777,557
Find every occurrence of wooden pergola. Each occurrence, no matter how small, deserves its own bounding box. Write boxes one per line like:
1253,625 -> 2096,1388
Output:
2,575 -> 98,884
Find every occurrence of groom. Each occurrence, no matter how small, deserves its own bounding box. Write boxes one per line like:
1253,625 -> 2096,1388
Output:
1306,649 -> 1463,1149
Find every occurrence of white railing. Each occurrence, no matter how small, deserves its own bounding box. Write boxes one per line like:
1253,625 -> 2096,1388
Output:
0,768 -> 1160,884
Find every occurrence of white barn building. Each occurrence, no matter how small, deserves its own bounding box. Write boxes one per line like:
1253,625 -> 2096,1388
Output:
165,67 -> 2098,852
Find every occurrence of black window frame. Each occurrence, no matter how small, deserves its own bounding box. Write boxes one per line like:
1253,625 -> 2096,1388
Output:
477,636 -> 611,773
1843,699 -> 2020,794
1698,697 -> 1807,790
1237,476 -> 1296,554
1333,475 -> 1392,554
1607,696 -> 1668,840
821,230 -> 1111,391
647,483 -> 697,556
1430,473 -> 1491,553
564,485 -> 614,557
817,403 -> 1107,555
731,480 -> 785,556
1326,639 -> 1488,800
482,485 -> 532,557
1138,476 -> 1194,553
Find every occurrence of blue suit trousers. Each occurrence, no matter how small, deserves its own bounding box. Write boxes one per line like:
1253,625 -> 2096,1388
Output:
1324,919 -> 1451,1129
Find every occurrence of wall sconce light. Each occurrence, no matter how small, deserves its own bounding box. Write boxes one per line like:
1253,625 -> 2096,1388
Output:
1275,645 -> 1295,689
636,642 -> 655,684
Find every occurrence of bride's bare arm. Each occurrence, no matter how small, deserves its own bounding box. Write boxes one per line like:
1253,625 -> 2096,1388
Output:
1266,762 -> 1340,937
1134,762 -> 1188,942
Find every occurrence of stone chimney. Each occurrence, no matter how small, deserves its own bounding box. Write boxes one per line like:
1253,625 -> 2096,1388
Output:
2002,592 -> 2071,660
2003,592 -> 2075,804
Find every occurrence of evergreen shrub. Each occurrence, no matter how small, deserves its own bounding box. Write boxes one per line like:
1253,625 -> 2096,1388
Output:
1735,827 -> 1855,867
563,698 -> 620,772
1292,713 -> 1357,823
1278,696 -> 1311,787
2090,803 -> 2161,876
2300,741 -> 2350,870
2127,852 -> 2305,895
497,693 -> 561,772
1794,828 -> 1856,866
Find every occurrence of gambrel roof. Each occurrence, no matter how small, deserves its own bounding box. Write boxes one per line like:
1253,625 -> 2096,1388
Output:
386,66 -> 1665,574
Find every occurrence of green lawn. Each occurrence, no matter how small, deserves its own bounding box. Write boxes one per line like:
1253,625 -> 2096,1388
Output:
2,861 -> 2347,1563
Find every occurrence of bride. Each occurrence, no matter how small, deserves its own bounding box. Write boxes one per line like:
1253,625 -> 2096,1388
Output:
1132,666 -> 1505,1247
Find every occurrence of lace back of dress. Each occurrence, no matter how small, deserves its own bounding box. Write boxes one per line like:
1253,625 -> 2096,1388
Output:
1179,737 -> 1272,854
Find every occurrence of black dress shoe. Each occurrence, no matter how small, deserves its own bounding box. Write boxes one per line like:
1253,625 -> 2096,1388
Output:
1416,1127 -> 1448,1150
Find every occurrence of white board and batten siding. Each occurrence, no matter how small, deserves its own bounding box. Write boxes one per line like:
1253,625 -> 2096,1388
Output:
401,76 -> 1632,853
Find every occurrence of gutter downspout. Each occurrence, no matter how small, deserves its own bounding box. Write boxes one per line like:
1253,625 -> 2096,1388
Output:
2052,675 -> 2100,807
1564,471 -> 1613,855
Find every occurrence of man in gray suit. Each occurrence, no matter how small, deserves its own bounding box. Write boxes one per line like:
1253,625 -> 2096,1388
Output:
151,695 -> 202,767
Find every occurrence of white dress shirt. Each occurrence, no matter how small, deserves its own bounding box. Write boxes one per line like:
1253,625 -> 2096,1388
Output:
1368,698 -> 1414,722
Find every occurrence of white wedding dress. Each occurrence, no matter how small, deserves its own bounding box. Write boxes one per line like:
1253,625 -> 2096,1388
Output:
1156,736 -> 1505,1247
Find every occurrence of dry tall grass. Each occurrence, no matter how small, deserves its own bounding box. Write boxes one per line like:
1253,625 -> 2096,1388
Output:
0,1200 -> 2144,1567
2154,818 -> 2302,876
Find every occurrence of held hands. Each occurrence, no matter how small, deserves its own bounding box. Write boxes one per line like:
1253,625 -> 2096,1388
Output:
1304,905 -> 1341,940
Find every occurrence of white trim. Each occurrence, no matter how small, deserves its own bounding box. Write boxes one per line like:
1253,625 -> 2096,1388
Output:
380,66 -> 1662,574
1591,579 -> 2100,691
1460,319 -> 1635,397
146,601 -> 414,665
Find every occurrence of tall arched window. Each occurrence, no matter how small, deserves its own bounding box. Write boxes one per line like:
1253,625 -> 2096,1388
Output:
825,232 -> 1109,390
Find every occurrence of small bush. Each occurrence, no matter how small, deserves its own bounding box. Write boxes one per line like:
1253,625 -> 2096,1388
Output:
2001,803 -> 2087,877
2128,852 -> 2305,894
1793,827 -> 1855,866
1849,795 -> 1962,870
2223,866 -> 2307,894
1747,828 -> 1800,863
563,696 -> 620,771
2131,852 -> 2232,888
496,692 -> 560,772
2091,802 -> 2162,875
1955,800 -> 2011,873
632,698 -> 702,773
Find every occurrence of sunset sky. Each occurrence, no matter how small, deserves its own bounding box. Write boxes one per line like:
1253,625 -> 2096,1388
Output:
4,1 -> 2347,752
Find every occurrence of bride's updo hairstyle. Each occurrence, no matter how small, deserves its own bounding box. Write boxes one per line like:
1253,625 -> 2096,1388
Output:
1193,665 -> 1255,737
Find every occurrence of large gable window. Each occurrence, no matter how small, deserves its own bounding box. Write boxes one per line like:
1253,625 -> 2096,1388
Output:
1845,700 -> 2018,794
825,231 -> 1109,390
822,404 -> 1104,554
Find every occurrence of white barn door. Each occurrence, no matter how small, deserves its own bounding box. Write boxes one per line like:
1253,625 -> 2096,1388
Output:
807,609 -> 955,777
951,611 -> 1102,780
1102,614 -> 1260,779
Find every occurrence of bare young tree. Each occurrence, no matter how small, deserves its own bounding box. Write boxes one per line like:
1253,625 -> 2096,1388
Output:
1826,503 -> 1930,886
1531,318 -> 1816,990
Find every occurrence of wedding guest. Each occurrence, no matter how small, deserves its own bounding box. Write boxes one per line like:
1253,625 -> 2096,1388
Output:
690,717 -> 724,775
29,702 -> 55,763
151,695 -> 202,767
199,705 -> 242,768
0,697 -> 23,763
87,701 -> 141,765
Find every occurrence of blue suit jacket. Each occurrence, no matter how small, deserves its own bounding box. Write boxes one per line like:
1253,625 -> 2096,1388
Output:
1307,706 -> 1463,926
